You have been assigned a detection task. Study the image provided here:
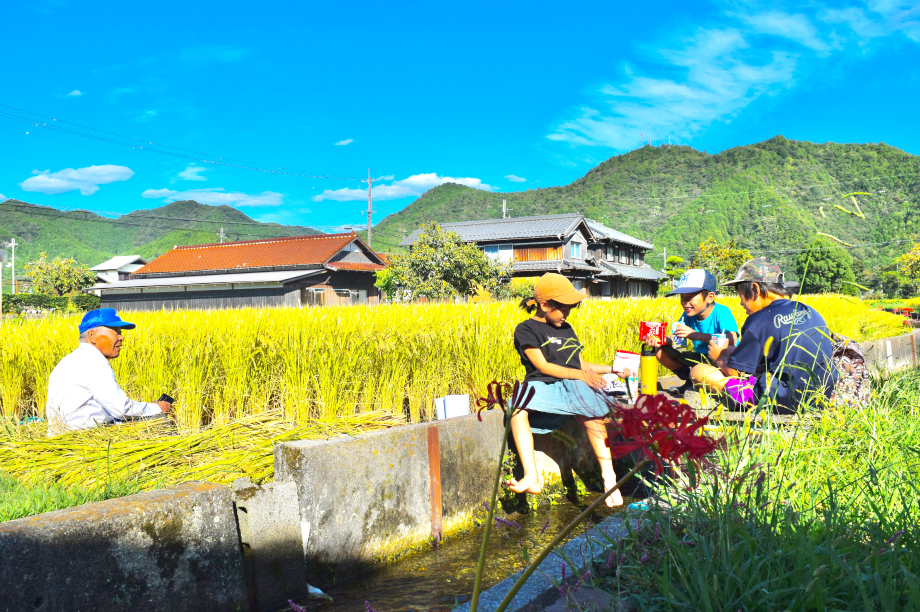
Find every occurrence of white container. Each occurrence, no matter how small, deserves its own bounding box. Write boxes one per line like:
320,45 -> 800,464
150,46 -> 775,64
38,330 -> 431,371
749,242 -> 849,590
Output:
435,394 -> 470,420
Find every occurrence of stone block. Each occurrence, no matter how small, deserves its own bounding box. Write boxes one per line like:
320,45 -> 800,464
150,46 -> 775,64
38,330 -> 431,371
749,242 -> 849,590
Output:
0,482 -> 246,612
232,478 -> 308,611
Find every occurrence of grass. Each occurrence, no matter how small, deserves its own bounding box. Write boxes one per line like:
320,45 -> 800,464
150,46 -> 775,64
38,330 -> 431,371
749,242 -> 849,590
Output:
0,294 -> 905,427
0,471 -> 143,522
597,368 -> 920,610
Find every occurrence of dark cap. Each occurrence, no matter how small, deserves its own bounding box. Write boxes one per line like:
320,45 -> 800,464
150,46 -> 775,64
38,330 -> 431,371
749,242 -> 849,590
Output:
722,257 -> 785,286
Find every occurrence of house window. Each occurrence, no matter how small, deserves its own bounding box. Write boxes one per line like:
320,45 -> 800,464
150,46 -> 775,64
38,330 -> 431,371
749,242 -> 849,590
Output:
633,251 -> 641,266
571,242 -> 582,259
619,248 -> 629,264
485,244 -> 514,263
629,280 -> 640,296
606,246 -> 617,261
573,280 -> 585,293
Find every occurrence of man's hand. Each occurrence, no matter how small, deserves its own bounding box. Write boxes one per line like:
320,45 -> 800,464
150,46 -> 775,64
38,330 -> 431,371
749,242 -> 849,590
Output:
580,369 -> 607,391
673,323 -> 694,339
156,400 -> 172,414
612,367 -> 632,380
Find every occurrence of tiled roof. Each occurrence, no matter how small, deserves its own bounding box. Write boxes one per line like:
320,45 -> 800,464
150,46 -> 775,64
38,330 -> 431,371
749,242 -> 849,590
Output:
135,233 -> 382,275
585,220 -> 654,250
399,214 -> 594,246
513,259 -> 602,274
326,262 -> 386,271
598,261 -> 667,281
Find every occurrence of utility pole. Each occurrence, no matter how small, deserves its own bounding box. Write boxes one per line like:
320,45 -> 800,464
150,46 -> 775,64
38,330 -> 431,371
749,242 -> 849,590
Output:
218,228 -> 226,243
8,239 -> 17,295
365,168 -> 374,248
502,200 -> 511,219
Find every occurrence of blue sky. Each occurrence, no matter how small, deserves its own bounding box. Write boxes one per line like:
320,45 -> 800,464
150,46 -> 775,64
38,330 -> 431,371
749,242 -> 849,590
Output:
1,0 -> 919,233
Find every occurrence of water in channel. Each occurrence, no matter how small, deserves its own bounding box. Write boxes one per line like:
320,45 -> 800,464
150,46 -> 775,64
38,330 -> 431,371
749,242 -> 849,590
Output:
288,493 -> 630,612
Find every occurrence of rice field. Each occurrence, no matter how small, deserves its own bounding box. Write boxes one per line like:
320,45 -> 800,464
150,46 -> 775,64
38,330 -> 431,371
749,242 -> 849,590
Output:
0,295 -> 906,427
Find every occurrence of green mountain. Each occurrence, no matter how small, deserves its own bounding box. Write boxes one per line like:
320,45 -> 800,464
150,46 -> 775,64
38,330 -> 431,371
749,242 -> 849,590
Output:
368,136 -> 920,280
0,199 -> 321,268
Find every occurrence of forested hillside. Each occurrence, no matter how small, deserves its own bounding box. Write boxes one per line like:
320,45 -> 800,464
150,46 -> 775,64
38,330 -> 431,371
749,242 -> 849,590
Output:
369,136 -> 920,278
0,199 -> 320,267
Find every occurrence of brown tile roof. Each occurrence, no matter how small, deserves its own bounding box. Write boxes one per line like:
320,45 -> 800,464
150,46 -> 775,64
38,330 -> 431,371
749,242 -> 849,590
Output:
136,233 -> 376,274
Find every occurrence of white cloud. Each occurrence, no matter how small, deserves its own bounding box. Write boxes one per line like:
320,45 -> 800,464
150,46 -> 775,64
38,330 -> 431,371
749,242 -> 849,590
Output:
20,165 -> 134,195
547,2 -> 920,151
0,193 -> 6,201
66,89 -> 83,97
334,139 -> 354,146
312,173 -> 493,202
176,165 -> 207,181
505,174 -> 527,182
141,187 -> 284,207
739,11 -> 832,52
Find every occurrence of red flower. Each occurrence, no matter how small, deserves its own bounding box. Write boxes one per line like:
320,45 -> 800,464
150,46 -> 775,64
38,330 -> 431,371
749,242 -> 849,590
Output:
477,380 -> 535,420
607,393 -> 720,474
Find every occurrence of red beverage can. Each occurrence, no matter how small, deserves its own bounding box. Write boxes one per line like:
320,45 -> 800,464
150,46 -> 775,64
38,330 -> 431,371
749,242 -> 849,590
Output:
639,321 -> 667,345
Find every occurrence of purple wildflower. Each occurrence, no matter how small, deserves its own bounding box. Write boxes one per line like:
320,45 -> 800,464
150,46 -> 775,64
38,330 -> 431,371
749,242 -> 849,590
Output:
365,602 -> 377,612
540,518 -> 550,535
605,551 -> 616,569
754,471 -> 766,487
653,523 -> 661,542
511,520 -> 523,532
640,554 -> 650,563
483,501 -> 490,512
885,530 -> 905,546
288,601 -> 307,612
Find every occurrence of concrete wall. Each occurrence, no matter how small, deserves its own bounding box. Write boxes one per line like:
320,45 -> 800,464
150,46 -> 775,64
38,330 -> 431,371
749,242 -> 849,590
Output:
0,482 -> 247,612
273,410 -> 505,587
862,329 -> 919,372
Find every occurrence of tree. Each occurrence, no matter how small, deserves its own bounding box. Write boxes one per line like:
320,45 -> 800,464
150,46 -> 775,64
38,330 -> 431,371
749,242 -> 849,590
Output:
897,241 -> 920,289
690,238 -> 752,292
375,223 -> 512,301
662,256 -> 685,287
25,253 -> 96,296
794,239 -> 858,295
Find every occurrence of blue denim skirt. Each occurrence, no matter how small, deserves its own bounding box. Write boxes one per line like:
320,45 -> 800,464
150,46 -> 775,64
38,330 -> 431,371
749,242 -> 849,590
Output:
522,379 -> 613,434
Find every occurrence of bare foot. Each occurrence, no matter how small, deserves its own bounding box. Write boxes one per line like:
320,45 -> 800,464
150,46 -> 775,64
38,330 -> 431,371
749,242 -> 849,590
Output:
602,473 -> 624,507
506,474 -> 542,495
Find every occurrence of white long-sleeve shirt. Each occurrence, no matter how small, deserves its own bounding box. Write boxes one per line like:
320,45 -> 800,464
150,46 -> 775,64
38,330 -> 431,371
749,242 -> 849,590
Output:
46,343 -> 162,436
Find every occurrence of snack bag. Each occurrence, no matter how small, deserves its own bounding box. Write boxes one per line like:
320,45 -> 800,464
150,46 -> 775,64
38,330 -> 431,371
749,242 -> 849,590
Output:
639,321 -> 667,345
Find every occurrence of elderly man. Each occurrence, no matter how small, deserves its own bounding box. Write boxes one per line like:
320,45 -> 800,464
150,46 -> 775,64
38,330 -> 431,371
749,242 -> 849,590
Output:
46,308 -> 172,436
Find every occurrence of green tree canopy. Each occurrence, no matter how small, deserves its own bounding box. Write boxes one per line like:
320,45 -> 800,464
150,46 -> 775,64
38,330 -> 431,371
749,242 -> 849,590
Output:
25,252 -> 96,296
375,223 -> 511,301
690,238 -> 752,292
795,239 -> 858,295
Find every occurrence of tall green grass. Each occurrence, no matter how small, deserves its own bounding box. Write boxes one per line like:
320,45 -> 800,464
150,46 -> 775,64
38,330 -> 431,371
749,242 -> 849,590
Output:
602,369 -> 920,610
0,295 -> 905,426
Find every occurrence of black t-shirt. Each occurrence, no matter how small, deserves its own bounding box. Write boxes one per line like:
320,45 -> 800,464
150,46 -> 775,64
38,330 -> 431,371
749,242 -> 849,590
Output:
727,299 -> 837,410
513,318 -> 583,383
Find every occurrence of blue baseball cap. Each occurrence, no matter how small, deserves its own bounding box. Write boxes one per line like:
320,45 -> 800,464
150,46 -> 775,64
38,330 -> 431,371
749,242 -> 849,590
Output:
79,308 -> 137,334
665,269 -> 718,296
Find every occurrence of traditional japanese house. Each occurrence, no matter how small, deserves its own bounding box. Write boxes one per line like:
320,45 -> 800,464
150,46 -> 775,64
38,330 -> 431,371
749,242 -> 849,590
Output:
399,213 -> 665,297
87,232 -> 385,311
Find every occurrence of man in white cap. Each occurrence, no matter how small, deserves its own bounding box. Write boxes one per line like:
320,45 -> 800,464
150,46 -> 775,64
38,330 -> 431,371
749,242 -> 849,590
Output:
46,308 -> 172,436
647,268 -> 740,394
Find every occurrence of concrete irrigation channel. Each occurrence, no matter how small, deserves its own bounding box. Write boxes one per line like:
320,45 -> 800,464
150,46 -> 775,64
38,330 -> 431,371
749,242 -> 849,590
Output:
1,330 -> 917,612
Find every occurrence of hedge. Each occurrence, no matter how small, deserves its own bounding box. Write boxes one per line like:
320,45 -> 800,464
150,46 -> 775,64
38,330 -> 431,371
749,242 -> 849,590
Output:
0,294 -> 100,314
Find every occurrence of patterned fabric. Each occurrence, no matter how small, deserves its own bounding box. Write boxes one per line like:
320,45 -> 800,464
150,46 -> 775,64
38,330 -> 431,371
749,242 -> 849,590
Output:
723,256 -> 785,286
831,333 -> 872,406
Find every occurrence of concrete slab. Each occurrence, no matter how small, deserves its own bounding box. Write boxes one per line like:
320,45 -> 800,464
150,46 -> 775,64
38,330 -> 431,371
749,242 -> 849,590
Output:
274,410 -> 505,587
0,482 -> 246,612
232,478 -> 309,612
454,515 -> 629,612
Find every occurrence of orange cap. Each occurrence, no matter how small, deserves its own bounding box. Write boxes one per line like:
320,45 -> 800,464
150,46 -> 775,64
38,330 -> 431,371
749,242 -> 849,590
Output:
532,273 -> 585,305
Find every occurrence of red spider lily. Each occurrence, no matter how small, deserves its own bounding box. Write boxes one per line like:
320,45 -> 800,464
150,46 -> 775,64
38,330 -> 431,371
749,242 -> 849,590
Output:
477,380 -> 535,420
607,393 -> 720,474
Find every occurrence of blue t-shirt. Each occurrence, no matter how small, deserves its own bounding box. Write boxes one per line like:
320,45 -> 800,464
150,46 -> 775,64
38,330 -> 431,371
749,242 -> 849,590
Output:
727,299 -> 837,411
679,303 -> 740,354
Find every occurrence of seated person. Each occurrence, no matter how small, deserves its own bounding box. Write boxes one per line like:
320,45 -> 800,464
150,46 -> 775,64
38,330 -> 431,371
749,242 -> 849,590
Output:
648,269 -> 739,394
692,258 -> 837,414
511,273 -> 629,507
46,308 -> 172,436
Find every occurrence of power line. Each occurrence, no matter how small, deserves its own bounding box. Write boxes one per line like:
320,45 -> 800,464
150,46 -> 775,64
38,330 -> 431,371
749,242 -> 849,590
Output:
0,104 -> 363,181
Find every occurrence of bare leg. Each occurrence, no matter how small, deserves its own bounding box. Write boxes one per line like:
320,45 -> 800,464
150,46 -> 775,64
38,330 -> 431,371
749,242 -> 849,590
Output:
575,416 -> 624,507
656,348 -> 686,375
690,364 -> 728,392
507,409 -> 542,494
